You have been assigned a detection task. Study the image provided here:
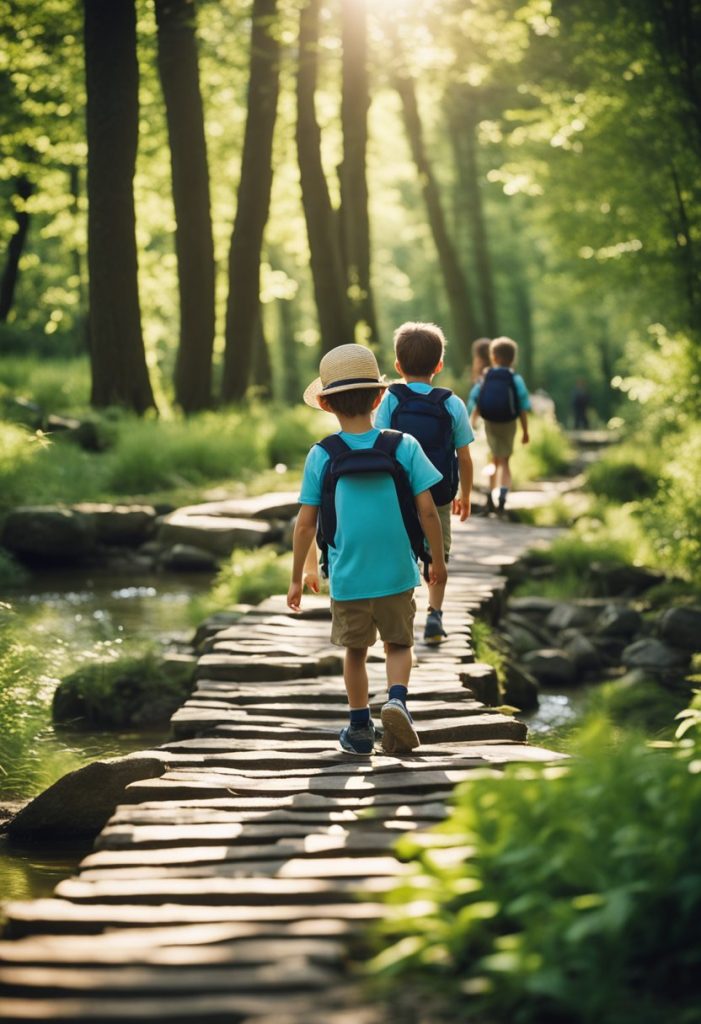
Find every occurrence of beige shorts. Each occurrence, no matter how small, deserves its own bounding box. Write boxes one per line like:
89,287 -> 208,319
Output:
485,419 -> 517,459
331,589 -> 416,649
436,502 -> 452,559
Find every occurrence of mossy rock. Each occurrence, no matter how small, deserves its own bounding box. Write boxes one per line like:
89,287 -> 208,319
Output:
53,652 -> 196,730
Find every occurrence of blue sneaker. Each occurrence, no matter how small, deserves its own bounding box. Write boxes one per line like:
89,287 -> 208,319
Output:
424,607 -> 447,645
339,720 -> 376,754
381,698 -> 420,752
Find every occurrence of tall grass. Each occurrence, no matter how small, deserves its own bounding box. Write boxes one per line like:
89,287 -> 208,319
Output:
511,415 -> 574,481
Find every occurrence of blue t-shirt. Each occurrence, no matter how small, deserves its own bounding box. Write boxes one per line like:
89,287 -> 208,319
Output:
467,370 -> 531,416
298,428 -> 441,602
375,382 -> 475,449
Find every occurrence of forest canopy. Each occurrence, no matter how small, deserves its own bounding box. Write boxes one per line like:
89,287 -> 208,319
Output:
1,0 -> 699,419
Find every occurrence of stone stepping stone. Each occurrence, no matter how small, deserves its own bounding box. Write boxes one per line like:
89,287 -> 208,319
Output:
157,509 -> 273,556
78,854 -> 407,883
180,699 -> 490,722
106,802 -> 448,830
254,595 -> 332,619
195,655 -> 321,682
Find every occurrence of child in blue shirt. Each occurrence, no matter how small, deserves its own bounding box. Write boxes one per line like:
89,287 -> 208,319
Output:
375,322 -> 474,644
287,344 -> 447,755
467,336 -> 531,515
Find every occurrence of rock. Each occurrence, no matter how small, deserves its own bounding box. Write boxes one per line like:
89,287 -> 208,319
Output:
621,638 -> 691,678
1,506 -> 96,563
460,663 -> 500,706
501,622 -> 542,656
160,543 -> 219,572
546,603 -> 595,632
72,503 -> 157,545
185,494 -> 300,522
157,508 -> 272,556
658,606 -> 701,652
502,658 -> 539,711
503,612 -> 553,646
522,648 -> 577,687
6,757 -> 167,841
562,633 -> 601,674
590,561 -> 664,596
45,414 -> 105,452
192,610 -> 250,649
595,604 -> 643,638
507,596 -> 557,620
590,635 -> 629,665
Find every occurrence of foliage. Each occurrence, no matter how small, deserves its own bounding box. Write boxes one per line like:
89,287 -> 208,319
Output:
585,445 -> 660,504
511,416 -> 574,481
52,649 -> 195,730
591,675 -> 690,737
369,717 -> 701,1024
0,356 -> 91,413
471,620 -> 506,683
195,547 -> 293,619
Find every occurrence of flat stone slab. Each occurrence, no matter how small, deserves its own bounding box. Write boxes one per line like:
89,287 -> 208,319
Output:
157,510 -> 272,556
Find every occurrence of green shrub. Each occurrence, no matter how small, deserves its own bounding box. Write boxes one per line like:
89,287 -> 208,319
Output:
52,650 -> 195,730
266,405 -> 325,468
592,675 -> 690,735
511,416 -> 574,481
0,356 -> 90,412
586,446 -> 659,503
369,718 -> 701,1024
194,547 -> 294,620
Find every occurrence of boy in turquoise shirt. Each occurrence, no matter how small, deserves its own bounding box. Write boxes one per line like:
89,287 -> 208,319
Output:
375,321 -> 474,644
287,344 -> 447,755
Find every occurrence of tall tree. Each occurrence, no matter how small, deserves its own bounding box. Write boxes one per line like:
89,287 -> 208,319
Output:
221,0 -> 281,402
83,0 -> 155,412
338,0 -> 378,346
0,175 -> 32,322
155,0 -> 216,413
297,0 -> 353,355
392,65 -> 479,365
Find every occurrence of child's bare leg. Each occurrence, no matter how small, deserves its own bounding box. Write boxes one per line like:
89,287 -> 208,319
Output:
501,457 -> 512,490
427,580 -> 446,611
385,643 -> 412,688
344,646 -> 369,708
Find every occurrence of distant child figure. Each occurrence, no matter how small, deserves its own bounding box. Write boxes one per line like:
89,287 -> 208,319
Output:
572,378 -> 590,430
287,344 -> 447,755
471,337 -> 491,383
467,336 -> 530,516
375,322 -> 474,645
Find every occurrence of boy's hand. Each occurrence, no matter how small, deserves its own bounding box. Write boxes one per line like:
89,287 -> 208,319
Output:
303,571 -> 320,594
522,430 -> 530,444
429,558 -> 448,587
287,581 -> 303,613
452,495 -> 471,521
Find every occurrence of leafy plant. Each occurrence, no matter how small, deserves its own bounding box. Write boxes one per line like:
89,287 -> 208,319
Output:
193,547 -> 294,619
368,716 -> 701,1024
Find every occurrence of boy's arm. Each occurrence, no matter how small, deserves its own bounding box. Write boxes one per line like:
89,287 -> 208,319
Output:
287,504 -> 318,611
415,490 -> 447,586
453,444 -> 473,520
519,410 -> 529,444
303,540 -> 320,594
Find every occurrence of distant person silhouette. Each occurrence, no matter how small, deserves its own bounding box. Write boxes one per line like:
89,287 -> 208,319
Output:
572,379 -> 590,429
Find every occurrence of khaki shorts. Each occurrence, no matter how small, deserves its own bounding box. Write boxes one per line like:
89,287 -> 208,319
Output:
331,589 -> 416,649
485,419 -> 517,459
435,502 -> 452,559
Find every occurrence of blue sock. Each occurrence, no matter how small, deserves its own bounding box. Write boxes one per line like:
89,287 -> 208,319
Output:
388,684 -> 408,704
350,707 -> 370,727
499,487 -> 508,500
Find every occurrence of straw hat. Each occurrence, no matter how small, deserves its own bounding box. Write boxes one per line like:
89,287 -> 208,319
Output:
303,344 -> 386,408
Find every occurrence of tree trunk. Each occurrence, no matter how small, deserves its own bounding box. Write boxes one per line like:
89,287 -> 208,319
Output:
0,175 -> 33,323
393,69 -> 478,363
252,312 -> 273,399
297,0 -> 353,355
448,94 -> 498,338
155,0 -> 216,413
338,0 -> 378,346
68,165 -> 90,353
83,0 -> 155,413
221,0 -> 280,402
278,295 -> 301,404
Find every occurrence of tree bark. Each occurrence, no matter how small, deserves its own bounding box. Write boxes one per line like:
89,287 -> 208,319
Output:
221,0 -> 280,402
0,175 -> 33,323
297,0 -> 353,355
252,312 -> 273,399
338,0 -> 378,346
393,68 -> 478,364
155,0 -> 216,413
83,0 -> 155,413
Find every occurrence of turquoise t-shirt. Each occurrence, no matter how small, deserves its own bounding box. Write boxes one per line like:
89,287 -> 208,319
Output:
374,382 -> 475,449
298,428 -> 442,602
466,371 -> 531,416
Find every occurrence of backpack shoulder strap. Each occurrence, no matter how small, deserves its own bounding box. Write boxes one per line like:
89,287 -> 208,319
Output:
425,386 -> 453,407
317,434 -> 349,460
388,383 -> 413,404
373,429 -> 403,457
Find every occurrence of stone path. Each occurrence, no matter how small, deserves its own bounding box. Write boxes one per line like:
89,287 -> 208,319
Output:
0,515 -> 563,1023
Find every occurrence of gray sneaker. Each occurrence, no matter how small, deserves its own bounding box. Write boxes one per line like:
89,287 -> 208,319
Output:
339,720 -> 375,754
381,698 -> 420,752
424,607 -> 447,645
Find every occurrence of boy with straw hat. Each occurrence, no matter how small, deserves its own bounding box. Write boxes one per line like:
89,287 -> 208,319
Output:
287,344 -> 447,755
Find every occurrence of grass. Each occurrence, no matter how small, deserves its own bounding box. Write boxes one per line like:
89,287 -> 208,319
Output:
511,415 -> 574,481
191,546 -> 295,622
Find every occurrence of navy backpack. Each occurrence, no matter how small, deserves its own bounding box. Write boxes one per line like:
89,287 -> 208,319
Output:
476,367 -> 519,422
315,430 -> 431,581
388,383 -> 458,506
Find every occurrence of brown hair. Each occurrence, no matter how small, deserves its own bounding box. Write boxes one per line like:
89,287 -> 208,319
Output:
490,336 -> 518,366
393,321 -> 446,377
321,387 -> 384,417
471,337 -> 491,381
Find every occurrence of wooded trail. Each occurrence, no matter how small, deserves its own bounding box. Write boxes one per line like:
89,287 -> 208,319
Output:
0,513 -> 564,1023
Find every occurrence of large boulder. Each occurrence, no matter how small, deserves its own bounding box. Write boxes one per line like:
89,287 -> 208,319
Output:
1,506 -> 96,563
595,604 -> 643,639
562,632 -> 602,674
546,603 -> 595,632
157,507 -> 272,556
160,543 -> 218,572
507,596 -> 557,621
522,648 -> 577,687
621,638 -> 691,681
502,658 -> 539,711
72,503 -> 157,546
590,561 -> 664,596
658,606 -> 701,652
6,756 -> 167,840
